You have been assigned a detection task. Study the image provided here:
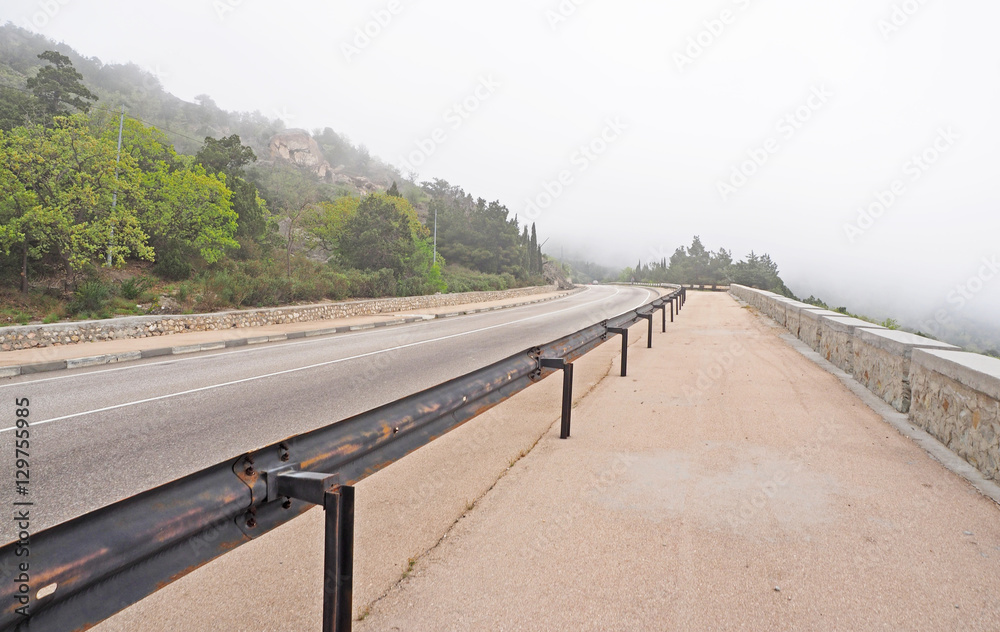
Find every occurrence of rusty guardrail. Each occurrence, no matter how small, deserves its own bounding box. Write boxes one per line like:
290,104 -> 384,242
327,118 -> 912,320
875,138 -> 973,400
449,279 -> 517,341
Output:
0,285 -> 685,632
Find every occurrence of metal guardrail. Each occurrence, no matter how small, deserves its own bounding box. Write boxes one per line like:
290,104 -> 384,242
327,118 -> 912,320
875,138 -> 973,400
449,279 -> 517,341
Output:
0,285 -> 686,632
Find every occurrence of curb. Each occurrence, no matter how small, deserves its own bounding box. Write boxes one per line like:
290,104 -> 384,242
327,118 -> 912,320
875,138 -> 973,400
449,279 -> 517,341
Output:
1,289 -> 582,379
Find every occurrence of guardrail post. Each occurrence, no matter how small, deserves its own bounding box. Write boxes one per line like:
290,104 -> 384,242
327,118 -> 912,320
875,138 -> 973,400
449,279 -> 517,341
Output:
540,358 -> 574,439
653,300 -> 667,334
670,300 -> 675,323
268,470 -> 355,632
608,327 -> 629,376
324,486 -> 355,632
639,313 -> 653,348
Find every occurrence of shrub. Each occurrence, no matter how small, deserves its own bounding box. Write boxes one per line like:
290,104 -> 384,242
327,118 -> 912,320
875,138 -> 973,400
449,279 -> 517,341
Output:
342,268 -> 397,298
154,240 -> 195,281
245,271 -> 286,306
879,318 -> 900,330
440,265 -> 522,294
70,280 -> 112,314
119,276 -> 154,300
0,309 -> 31,326
193,290 -> 224,312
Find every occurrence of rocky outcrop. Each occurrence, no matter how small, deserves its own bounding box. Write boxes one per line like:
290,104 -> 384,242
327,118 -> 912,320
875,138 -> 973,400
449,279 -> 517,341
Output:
268,130 -> 382,194
332,172 -> 379,194
543,260 -> 575,290
268,130 -> 335,182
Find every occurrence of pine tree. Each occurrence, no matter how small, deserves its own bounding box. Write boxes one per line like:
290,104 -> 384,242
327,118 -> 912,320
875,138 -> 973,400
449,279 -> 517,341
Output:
521,225 -> 530,271
26,51 -> 97,122
529,223 -> 538,275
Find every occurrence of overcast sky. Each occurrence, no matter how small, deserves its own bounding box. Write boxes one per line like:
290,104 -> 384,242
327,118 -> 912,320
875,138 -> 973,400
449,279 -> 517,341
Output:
2,0 -> 998,327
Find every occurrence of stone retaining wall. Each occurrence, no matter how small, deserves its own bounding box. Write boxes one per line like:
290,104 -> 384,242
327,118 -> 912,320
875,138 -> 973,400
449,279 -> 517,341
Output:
852,330 -> 958,413
0,285 -> 560,352
784,302 -> 819,340
729,283 -> 1000,482
910,350 -> 1000,481
799,308 -> 841,352
818,316 -> 885,374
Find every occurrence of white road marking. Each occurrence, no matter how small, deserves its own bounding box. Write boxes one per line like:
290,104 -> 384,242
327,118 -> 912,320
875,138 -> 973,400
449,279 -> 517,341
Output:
0,287 -> 640,433
0,287 -> 595,389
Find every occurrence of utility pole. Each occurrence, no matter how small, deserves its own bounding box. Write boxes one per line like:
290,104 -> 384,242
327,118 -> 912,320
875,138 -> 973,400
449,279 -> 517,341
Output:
107,105 -> 125,267
433,205 -> 437,266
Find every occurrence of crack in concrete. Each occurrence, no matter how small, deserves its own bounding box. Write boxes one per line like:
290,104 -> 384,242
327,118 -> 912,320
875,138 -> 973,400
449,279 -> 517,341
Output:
355,353 -> 621,621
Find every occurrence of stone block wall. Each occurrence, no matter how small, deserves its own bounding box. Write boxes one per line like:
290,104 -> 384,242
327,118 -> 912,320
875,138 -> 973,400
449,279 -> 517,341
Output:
910,350 -> 1000,481
0,285 -> 560,352
852,330 -> 958,413
783,303 -> 819,340
817,316 -> 885,374
798,308 -> 841,352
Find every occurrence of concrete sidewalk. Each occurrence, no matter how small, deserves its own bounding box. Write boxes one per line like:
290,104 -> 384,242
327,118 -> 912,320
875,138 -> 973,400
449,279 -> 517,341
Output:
356,292 -> 1000,631
0,289 -> 574,376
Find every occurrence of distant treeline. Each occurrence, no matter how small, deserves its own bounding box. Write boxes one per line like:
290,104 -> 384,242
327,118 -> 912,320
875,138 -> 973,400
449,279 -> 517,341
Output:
565,236 -> 794,296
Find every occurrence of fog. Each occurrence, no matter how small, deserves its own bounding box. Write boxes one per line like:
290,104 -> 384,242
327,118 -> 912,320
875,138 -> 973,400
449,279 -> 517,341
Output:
3,0 -> 998,331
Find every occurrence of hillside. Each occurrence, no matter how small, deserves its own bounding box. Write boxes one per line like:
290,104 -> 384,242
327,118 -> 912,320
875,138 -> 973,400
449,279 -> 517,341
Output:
0,24 -> 401,192
0,23 -> 550,326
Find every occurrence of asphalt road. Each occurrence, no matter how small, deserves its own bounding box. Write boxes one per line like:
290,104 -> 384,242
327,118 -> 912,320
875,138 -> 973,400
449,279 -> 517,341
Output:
0,284 -> 656,540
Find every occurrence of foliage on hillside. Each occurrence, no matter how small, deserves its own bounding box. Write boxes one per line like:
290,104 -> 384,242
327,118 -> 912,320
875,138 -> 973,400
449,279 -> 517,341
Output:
0,33 -> 549,325
0,113 -> 237,291
422,178 -> 546,282
0,24 -> 398,187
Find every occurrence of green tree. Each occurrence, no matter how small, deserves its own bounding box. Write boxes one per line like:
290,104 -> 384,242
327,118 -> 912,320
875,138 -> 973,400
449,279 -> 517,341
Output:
727,251 -> 793,296
420,178 -> 535,281
254,164 -> 329,276
89,116 -> 240,269
530,223 -> 539,274
617,266 -> 635,283
339,192 -> 444,294
665,246 -> 690,283
195,134 -> 256,174
685,236 -> 712,284
0,125 -> 70,292
137,164 -> 238,265
662,237 -> 734,285
0,117 -> 152,290
227,176 -> 271,241
26,51 -> 97,122
708,247 -> 733,285
302,196 -> 360,257
386,181 -> 401,197
0,87 -> 40,131
195,134 -> 271,242
340,193 -> 418,276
